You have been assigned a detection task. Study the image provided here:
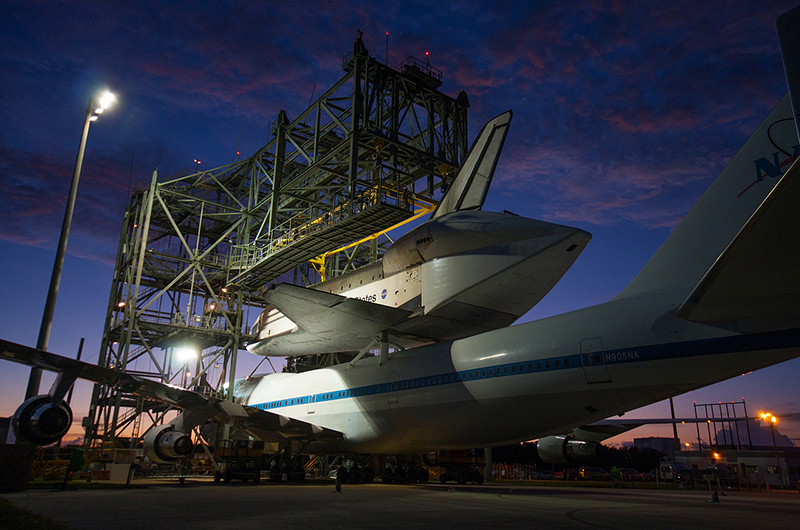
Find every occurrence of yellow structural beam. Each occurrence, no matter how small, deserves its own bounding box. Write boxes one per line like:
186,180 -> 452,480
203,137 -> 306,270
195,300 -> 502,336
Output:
311,196 -> 437,282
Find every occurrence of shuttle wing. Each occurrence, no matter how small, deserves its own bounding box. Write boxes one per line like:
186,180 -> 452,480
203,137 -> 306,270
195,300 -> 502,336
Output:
249,283 -> 417,356
677,158 -> 800,332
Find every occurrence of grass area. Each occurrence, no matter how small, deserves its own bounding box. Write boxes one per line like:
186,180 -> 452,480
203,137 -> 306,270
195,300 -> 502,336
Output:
0,498 -> 73,530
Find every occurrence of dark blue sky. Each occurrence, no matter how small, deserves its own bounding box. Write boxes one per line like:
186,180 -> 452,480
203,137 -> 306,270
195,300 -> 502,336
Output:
1,0 -> 798,444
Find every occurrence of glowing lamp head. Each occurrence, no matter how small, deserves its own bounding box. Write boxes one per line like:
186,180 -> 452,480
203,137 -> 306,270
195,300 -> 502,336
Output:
760,412 -> 778,424
98,91 -> 115,110
175,347 -> 197,362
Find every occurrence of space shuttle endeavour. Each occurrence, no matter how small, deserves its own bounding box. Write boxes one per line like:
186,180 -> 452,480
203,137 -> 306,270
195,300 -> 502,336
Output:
247,111 -> 592,357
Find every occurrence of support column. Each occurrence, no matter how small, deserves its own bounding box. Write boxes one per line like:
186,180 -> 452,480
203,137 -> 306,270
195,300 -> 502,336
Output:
484,447 -> 493,483
379,330 -> 389,366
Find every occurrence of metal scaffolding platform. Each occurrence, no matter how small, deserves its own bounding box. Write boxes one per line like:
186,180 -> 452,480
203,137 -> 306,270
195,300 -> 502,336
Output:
230,198 -> 414,291
84,34 -> 470,451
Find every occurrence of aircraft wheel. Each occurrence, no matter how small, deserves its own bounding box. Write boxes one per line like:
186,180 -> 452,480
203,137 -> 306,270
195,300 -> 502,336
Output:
440,474 -> 448,484
253,473 -> 261,484
214,471 -> 222,483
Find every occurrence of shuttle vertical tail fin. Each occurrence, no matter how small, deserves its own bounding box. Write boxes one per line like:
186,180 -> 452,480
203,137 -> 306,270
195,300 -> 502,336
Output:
432,111 -> 512,219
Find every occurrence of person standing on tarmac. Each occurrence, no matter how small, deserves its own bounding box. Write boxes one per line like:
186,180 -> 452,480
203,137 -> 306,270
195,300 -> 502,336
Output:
335,465 -> 349,492
611,466 -> 622,487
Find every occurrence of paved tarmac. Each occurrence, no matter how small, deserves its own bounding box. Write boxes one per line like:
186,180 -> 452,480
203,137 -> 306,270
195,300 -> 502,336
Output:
2,479 -> 798,530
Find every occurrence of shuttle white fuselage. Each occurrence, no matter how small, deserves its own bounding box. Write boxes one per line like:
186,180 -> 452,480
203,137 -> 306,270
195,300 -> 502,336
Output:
248,210 -> 591,353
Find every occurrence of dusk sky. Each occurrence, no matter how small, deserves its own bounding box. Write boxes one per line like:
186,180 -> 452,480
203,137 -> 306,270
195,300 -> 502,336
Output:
1,1 -> 798,446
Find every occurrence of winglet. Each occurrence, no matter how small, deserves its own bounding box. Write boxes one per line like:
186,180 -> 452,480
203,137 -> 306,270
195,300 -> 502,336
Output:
432,111 -> 512,219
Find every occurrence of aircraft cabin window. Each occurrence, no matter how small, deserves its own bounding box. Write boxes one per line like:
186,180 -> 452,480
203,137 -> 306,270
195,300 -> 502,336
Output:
489,368 -> 494,376
468,372 -> 473,380
511,365 -> 517,373
536,362 -> 542,370
503,366 -> 509,375
564,359 -> 570,367
519,364 -> 525,372
481,369 -> 487,378
555,360 -> 560,368
545,361 -> 551,369
527,363 -> 533,371
594,354 -> 601,364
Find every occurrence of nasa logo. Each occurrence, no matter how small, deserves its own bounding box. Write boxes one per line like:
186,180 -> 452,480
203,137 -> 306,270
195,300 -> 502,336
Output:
739,143 -> 798,197
381,289 -> 387,300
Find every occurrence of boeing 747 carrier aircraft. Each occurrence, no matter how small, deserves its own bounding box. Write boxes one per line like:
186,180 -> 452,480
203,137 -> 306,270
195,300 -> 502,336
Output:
2,6 -> 800,474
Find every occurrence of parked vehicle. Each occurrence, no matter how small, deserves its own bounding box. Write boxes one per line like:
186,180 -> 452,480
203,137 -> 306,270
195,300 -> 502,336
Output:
618,468 -> 643,481
579,466 -> 610,480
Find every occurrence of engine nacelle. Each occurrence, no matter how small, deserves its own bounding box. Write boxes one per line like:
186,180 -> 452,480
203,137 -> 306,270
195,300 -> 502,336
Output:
536,435 -> 599,464
12,395 -> 73,445
143,424 -> 192,463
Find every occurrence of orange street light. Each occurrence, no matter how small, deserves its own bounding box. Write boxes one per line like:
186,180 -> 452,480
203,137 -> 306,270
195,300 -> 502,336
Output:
761,411 -> 784,489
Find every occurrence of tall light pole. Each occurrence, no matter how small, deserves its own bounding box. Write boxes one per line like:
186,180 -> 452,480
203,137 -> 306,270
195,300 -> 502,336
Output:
25,90 -> 116,400
760,412 -> 784,489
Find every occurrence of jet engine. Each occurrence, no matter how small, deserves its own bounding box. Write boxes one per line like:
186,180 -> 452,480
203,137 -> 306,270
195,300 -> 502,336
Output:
536,435 -> 599,464
12,395 -> 73,445
143,424 -> 193,462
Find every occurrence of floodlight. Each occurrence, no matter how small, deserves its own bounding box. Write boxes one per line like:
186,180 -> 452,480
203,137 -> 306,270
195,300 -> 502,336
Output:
175,347 -> 197,362
98,91 -> 115,110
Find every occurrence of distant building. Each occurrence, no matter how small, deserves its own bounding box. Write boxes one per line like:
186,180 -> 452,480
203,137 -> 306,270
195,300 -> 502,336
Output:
634,436 -> 677,458
674,447 -> 800,489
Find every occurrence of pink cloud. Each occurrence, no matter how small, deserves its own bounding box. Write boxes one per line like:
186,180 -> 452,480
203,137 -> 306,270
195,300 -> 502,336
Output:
0,145 -> 130,264
493,143 -> 716,229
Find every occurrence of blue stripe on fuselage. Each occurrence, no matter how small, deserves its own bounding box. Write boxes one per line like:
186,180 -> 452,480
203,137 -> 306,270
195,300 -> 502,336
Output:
248,328 -> 800,411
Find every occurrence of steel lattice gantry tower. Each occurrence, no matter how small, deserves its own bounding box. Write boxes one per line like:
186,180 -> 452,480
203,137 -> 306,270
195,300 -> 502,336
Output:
84,37 -> 470,450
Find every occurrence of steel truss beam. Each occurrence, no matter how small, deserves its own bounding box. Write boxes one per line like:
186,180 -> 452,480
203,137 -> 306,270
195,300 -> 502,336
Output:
85,36 -> 469,451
